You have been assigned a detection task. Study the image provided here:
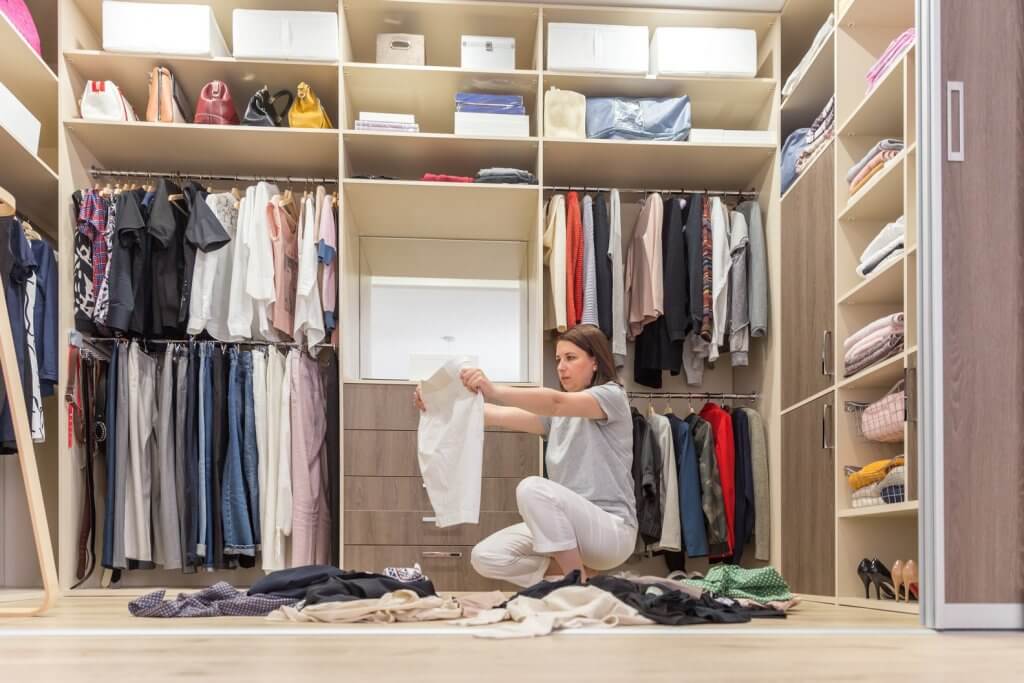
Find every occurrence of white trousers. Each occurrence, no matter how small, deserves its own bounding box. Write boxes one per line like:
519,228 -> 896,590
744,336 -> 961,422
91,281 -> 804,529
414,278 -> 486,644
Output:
471,476 -> 637,587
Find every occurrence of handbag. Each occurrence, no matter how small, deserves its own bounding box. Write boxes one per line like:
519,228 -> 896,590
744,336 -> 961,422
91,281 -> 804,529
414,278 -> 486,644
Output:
544,87 -> 586,139
288,82 -> 332,129
243,86 -> 293,127
79,80 -> 139,122
1,0 -> 41,57
146,66 -> 191,123
194,80 -> 240,125
861,380 -> 906,443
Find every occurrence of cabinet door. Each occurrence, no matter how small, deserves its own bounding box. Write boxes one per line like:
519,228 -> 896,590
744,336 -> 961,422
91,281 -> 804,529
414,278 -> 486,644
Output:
781,149 -> 835,409
781,392 -> 835,596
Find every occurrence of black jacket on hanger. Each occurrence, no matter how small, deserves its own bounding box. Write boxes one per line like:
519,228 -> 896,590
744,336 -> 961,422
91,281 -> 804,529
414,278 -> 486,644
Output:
592,193 -> 613,339
631,408 -> 663,545
684,193 -> 705,334
731,408 -> 756,564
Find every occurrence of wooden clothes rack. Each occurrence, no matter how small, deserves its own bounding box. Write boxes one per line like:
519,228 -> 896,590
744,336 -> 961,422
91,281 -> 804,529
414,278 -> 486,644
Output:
0,188 -> 59,617
543,185 -> 759,197
627,391 -> 760,401
89,166 -> 339,186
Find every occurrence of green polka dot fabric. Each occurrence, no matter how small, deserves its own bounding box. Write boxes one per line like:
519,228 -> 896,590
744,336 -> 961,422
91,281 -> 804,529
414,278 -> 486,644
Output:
683,565 -> 793,603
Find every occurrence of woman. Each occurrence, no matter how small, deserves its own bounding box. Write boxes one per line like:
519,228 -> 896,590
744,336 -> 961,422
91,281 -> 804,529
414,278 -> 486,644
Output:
414,325 -> 637,587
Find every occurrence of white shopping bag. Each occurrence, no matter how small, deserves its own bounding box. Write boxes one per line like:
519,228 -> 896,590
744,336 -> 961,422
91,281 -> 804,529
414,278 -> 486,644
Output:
416,358 -> 484,527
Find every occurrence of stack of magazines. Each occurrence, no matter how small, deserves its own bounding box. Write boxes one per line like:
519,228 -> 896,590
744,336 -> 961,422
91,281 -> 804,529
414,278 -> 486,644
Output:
355,112 -> 419,133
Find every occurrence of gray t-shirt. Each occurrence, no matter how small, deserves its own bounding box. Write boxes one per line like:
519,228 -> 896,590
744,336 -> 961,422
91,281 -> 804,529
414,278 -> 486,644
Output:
540,382 -> 637,528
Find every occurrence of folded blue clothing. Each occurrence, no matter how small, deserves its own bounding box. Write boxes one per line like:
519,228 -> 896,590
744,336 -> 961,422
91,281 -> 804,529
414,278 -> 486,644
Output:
781,127 -> 811,195
455,103 -> 527,115
585,96 -> 691,142
455,92 -> 524,110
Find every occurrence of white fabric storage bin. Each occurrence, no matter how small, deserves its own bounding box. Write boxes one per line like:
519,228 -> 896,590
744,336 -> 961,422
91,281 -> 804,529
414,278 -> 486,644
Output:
376,34 -> 425,65
547,23 -> 648,74
102,1 -> 228,57
0,82 -> 40,155
232,10 -> 339,62
650,27 -> 757,77
461,36 -> 516,70
454,112 -> 530,137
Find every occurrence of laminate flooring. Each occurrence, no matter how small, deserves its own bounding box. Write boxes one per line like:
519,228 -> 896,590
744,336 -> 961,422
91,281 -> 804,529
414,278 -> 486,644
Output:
0,592 -> 1022,680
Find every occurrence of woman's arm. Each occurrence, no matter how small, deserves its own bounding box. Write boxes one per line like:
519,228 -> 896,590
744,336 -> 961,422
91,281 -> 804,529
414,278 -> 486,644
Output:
461,369 -> 607,420
485,404 -> 546,435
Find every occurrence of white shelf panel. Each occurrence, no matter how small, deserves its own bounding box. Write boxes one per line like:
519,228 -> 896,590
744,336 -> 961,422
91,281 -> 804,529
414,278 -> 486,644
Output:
839,351 -> 906,390
838,256 -> 904,306
342,131 -> 538,180
0,122 -> 57,237
838,0 -> 916,29
839,500 -> 918,519
837,48 -> 910,138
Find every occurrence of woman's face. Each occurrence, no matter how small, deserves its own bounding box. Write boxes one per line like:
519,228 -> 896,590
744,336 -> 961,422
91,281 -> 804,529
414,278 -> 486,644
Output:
555,340 -> 597,392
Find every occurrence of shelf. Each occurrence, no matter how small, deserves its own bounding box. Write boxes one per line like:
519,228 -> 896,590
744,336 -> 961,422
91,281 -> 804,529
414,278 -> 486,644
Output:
343,179 -> 538,242
0,10 -> 57,146
543,71 -> 776,131
781,29 -> 835,136
837,596 -> 919,615
343,63 -> 539,134
780,138 -> 834,203
838,0 -> 916,29
838,256 -> 904,306
64,119 -> 339,178
906,344 -> 918,357
839,351 -> 906,390
542,138 -> 776,189
839,500 -> 918,518
342,131 -> 538,180
837,48 -> 910,137
0,121 -> 58,237
839,146 -> 914,222
781,0 -> 836,79
65,50 -> 340,122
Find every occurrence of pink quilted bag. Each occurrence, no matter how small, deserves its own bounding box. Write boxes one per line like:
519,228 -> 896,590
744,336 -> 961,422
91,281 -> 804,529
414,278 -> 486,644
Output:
0,0 -> 41,57
861,380 -> 905,443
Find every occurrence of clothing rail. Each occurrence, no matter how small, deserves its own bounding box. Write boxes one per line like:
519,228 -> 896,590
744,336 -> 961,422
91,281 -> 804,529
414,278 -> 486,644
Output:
627,391 -> 760,401
542,185 -> 758,197
80,336 -> 337,350
89,166 -> 339,185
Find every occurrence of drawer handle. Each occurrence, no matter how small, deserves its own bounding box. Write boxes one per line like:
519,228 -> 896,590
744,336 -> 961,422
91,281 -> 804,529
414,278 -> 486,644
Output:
422,551 -> 463,559
422,516 -> 436,524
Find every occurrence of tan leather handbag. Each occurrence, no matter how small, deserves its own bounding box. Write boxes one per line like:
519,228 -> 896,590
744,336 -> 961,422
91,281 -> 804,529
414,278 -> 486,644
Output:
146,66 -> 190,123
288,82 -> 332,129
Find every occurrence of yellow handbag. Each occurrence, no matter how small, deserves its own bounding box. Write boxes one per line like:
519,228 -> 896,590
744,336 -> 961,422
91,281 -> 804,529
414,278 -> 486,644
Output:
288,82 -> 332,129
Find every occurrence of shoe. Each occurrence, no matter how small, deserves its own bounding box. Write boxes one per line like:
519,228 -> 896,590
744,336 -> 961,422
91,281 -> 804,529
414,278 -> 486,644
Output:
856,558 -> 873,598
868,558 -> 897,599
904,560 -> 919,602
891,560 -> 905,600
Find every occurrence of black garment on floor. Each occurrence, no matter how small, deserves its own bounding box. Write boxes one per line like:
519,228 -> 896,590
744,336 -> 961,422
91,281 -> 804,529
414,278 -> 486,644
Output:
319,349 -> 341,567
631,408 -> 663,545
684,193 -> 705,333
592,193 -> 613,339
209,346 -> 229,570
248,565 -> 346,599
506,570 -> 583,604
303,572 -> 437,606
587,575 -> 751,625
731,409 -> 755,564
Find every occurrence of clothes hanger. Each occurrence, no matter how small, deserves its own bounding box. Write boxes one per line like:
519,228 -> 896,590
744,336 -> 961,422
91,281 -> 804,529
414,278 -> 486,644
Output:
22,219 -> 41,241
0,186 -> 15,217
663,395 -> 673,415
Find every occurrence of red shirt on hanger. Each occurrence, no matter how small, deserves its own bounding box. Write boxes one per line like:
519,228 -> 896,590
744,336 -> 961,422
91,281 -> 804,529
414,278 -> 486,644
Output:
699,402 -> 736,555
565,192 -> 584,327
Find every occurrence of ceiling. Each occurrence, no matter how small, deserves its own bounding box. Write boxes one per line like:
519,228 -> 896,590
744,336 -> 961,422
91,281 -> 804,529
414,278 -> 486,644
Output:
478,0 -> 786,10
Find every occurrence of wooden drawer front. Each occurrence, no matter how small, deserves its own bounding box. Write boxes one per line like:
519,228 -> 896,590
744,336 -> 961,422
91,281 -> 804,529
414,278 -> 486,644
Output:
345,511 -> 520,546
344,430 -> 539,478
345,476 -> 520,512
343,384 -> 421,430
343,545 -> 513,592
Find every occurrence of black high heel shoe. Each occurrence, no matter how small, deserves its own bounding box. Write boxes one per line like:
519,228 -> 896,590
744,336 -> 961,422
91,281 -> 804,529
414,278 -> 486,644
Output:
868,558 -> 897,599
856,558 -> 872,598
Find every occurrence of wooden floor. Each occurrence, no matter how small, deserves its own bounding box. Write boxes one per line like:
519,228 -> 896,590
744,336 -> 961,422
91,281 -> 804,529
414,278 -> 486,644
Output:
0,594 -> 1021,680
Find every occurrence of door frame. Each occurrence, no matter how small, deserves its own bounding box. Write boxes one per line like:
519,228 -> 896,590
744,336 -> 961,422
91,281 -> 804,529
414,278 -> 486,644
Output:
917,0 -> 1024,630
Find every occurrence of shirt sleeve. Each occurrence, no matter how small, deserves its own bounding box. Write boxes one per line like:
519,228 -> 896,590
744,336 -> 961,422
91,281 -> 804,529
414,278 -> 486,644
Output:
585,382 -> 629,426
186,198 -> 231,253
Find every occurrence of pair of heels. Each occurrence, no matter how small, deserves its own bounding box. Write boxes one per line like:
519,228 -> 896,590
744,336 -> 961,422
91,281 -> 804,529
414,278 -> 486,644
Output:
856,558 -> 918,600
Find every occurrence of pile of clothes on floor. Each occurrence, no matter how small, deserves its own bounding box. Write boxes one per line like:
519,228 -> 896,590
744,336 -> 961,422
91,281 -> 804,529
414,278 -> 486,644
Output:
843,313 -> 905,378
846,456 -> 906,508
866,28 -> 916,93
858,216 -> 905,278
781,95 -> 835,195
419,167 -> 538,185
847,139 -> 905,196
129,563 -> 798,638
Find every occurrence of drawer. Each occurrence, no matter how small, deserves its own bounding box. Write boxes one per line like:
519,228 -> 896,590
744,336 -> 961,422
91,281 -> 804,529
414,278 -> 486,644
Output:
343,545 -> 513,592
345,511 -> 521,546
343,382 -> 518,431
344,430 -> 539,478
345,476 -> 520,512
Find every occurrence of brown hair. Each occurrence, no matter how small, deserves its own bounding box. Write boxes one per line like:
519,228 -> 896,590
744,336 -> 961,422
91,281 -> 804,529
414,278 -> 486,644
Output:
557,324 -> 620,388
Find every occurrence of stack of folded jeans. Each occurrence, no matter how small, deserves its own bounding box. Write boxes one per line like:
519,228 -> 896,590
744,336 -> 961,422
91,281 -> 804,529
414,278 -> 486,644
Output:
585,95 -> 692,141
858,216 -> 905,277
474,167 -> 538,185
866,28 -> 915,93
848,139 -> 904,195
795,95 -> 834,174
843,313 -> 904,377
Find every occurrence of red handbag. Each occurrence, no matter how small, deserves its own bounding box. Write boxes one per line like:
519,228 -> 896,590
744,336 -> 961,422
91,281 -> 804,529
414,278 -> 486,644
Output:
194,80 -> 239,125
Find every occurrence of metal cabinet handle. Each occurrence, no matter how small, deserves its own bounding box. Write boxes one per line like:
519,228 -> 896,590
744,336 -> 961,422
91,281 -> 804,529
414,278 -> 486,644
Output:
822,401 -> 834,450
821,329 -> 833,377
421,551 -> 463,559
947,81 -> 965,161
422,516 -> 436,524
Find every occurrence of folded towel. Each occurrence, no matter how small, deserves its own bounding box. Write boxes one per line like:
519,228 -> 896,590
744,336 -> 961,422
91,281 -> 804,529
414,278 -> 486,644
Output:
846,325 -> 904,363
849,161 -> 889,195
866,28 -> 916,91
879,465 -> 906,489
858,245 -> 904,278
850,149 -> 902,190
783,14 -> 835,97
844,313 -> 905,352
847,140 -> 905,183
844,334 -> 904,376
852,482 -> 884,508
421,173 -> 475,183
860,217 -> 906,263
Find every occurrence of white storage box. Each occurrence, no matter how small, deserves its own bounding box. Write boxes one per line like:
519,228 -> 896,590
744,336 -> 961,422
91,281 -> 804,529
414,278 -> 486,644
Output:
461,36 -> 516,70
454,112 -> 530,137
547,23 -> 648,74
102,1 -> 228,57
0,82 -> 40,155
233,10 -> 339,62
650,27 -> 757,77
377,33 -> 425,65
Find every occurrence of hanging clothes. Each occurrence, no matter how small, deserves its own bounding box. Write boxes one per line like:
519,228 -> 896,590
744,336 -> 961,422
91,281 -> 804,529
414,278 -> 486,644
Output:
293,193 -> 325,349
730,407 -> 755,564
246,182 -> 283,341
268,194 -> 299,340
565,192 -> 583,328
630,407 -> 662,547
699,403 -> 736,557
739,407 -> 770,562
666,413 -> 709,558
592,193 -> 613,339
685,412 -> 728,552
709,198 -> 732,363
580,195 -> 599,326
646,412 -> 681,552
542,194 -> 567,333
187,192 -> 241,341
625,194 -> 663,340
739,200 -> 768,339
317,187 -> 339,336
609,190 -> 627,366
728,209 -> 750,366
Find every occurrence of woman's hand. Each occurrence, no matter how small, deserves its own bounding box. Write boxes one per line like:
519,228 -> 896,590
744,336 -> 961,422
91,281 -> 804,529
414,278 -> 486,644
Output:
413,385 -> 426,412
460,367 -> 496,400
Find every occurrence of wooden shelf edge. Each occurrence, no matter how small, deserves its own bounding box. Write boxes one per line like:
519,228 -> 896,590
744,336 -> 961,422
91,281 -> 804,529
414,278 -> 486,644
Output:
547,69 -> 776,87
342,130 -> 540,144
344,61 -> 539,78
780,28 -> 835,112
781,385 -> 837,416
65,118 -> 340,136
837,256 -> 905,305
781,139 -> 835,203
343,179 -> 539,191
836,47 -> 913,136
0,12 -> 57,83
0,122 -> 57,179
543,137 -> 776,150
838,149 -> 909,221
838,501 -> 919,518
66,48 -> 340,69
